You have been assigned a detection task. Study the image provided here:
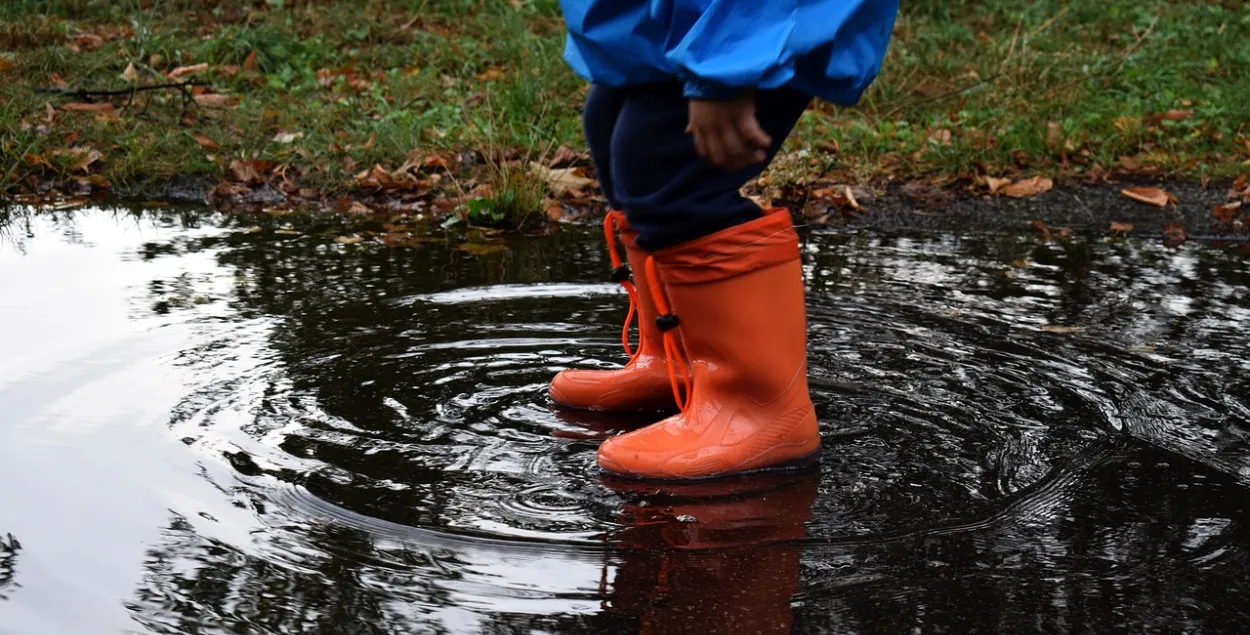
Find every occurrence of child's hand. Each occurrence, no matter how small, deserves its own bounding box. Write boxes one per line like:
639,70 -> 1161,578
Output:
687,93 -> 773,172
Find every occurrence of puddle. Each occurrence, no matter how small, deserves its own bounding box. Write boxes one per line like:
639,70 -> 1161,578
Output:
1,206 -> 1248,634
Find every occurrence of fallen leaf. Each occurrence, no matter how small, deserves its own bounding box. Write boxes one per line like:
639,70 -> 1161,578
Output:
545,201 -> 566,221
167,63 -> 209,79
547,145 -> 583,168
193,93 -> 234,108
1042,325 -> 1083,334
1000,176 -> 1054,198
1212,202 -> 1241,223
816,140 -> 840,154
334,235 -> 365,244
1231,175 -> 1249,201
229,159 -> 271,184
1110,221 -> 1134,234
1120,187 -> 1173,207
1162,109 -> 1193,122
245,226 -> 263,233
1118,155 -> 1141,172
1012,259 -> 1030,268
1162,223 -> 1187,248
0,57 -> 14,73
62,147 -> 102,173
1046,122 -> 1063,150
531,163 -> 595,194
273,131 -> 304,144
842,185 -> 861,210
928,129 -> 953,146
985,176 -> 1012,194
459,242 -> 507,256
348,201 -> 373,215
193,134 -> 219,150
62,131 -> 79,145
243,51 -> 260,74
119,62 -> 139,82
62,103 -> 115,113
219,65 -> 240,77
1031,220 -> 1052,242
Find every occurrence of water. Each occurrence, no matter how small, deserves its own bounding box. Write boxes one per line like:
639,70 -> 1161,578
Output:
1,206 -> 1248,635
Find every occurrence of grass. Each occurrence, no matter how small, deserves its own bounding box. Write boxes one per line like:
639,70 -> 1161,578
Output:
1,0 -> 1248,211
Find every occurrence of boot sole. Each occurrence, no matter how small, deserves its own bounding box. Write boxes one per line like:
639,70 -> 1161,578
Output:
597,445 -> 823,483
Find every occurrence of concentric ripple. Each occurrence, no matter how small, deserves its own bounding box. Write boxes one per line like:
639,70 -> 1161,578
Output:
2,208 -> 1249,634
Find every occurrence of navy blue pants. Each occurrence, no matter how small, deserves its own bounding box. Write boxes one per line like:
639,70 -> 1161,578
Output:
583,82 -> 813,251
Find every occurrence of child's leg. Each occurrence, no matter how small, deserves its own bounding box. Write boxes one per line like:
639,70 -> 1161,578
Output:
582,85 -> 627,209
609,82 -> 812,251
594,83 -> 820,480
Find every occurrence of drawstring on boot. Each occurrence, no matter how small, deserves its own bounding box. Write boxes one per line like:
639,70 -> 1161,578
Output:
604,213 -> 641,361
645,256 -> 692,411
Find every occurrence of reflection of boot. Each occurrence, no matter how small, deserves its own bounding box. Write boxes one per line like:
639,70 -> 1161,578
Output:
550,212 -> 678,412
602,472 -> 819,635
597,209 -> 821,479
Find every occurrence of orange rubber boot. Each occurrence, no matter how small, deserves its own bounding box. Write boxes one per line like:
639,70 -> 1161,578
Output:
596,208 -> 821,479
549,212 -> 678,412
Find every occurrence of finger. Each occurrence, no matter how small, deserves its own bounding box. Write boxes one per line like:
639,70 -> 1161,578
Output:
718,127 -> 748,171
703,131 -> 728,170
740,116 -> 774,154
691,126 -> 709,162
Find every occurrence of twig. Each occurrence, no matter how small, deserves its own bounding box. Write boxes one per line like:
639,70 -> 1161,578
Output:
33,81 -> 208,98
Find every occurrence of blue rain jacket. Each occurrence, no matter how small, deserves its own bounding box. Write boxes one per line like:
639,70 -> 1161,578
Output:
560,0 -> 900,105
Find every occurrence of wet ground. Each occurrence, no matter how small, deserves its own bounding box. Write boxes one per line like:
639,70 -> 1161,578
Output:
1,206 -> 1248,635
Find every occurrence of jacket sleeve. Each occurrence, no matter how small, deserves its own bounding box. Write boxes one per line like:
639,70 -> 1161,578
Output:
662,0 -> 897,101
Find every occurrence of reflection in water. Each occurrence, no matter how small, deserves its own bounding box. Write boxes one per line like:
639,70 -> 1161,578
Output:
1,206 -> 1249,634
0,534 -> 19,602
600,473 -> 819,635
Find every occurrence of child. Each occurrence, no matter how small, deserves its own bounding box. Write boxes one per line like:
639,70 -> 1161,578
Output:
549,0 -> 900,479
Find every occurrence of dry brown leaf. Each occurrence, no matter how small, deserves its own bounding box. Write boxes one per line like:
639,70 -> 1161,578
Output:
1031,220 -> 1052,242
348,201 -> 373,215
219,65 -> 240,77
334,235 -> 365,244
985,176 -> 1012,194
193,134 -> 219,151
229,159 -> 271,184
1162,223 -> 1187,248
62,103 -> 114,113
843,185 -> 861,210
273,131 -> 304,144
119,62 -> 140,82
532,163 -> 596,195
1046,122 -> 1063,149
1110,221 -> 1134,234
423,153 -> 452,171
0,58 -> 14,73
1230,175 -> 1249,201
1000,176 -> 1053,198
1212,202 -> 1241,223
545,200 -> 566,221
1042,325 -> 1083,334
243,51 -> 260,74
928,129 -> 953,146
1120,187 -> 1173,207
193,93 -> 234,108
1162,109 -> 1193,122
547,145 -> 583,168
62,147 -> 102,173
167,63 -> 209,79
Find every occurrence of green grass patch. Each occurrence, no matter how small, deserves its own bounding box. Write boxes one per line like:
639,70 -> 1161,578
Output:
1,0 -> 1247,202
